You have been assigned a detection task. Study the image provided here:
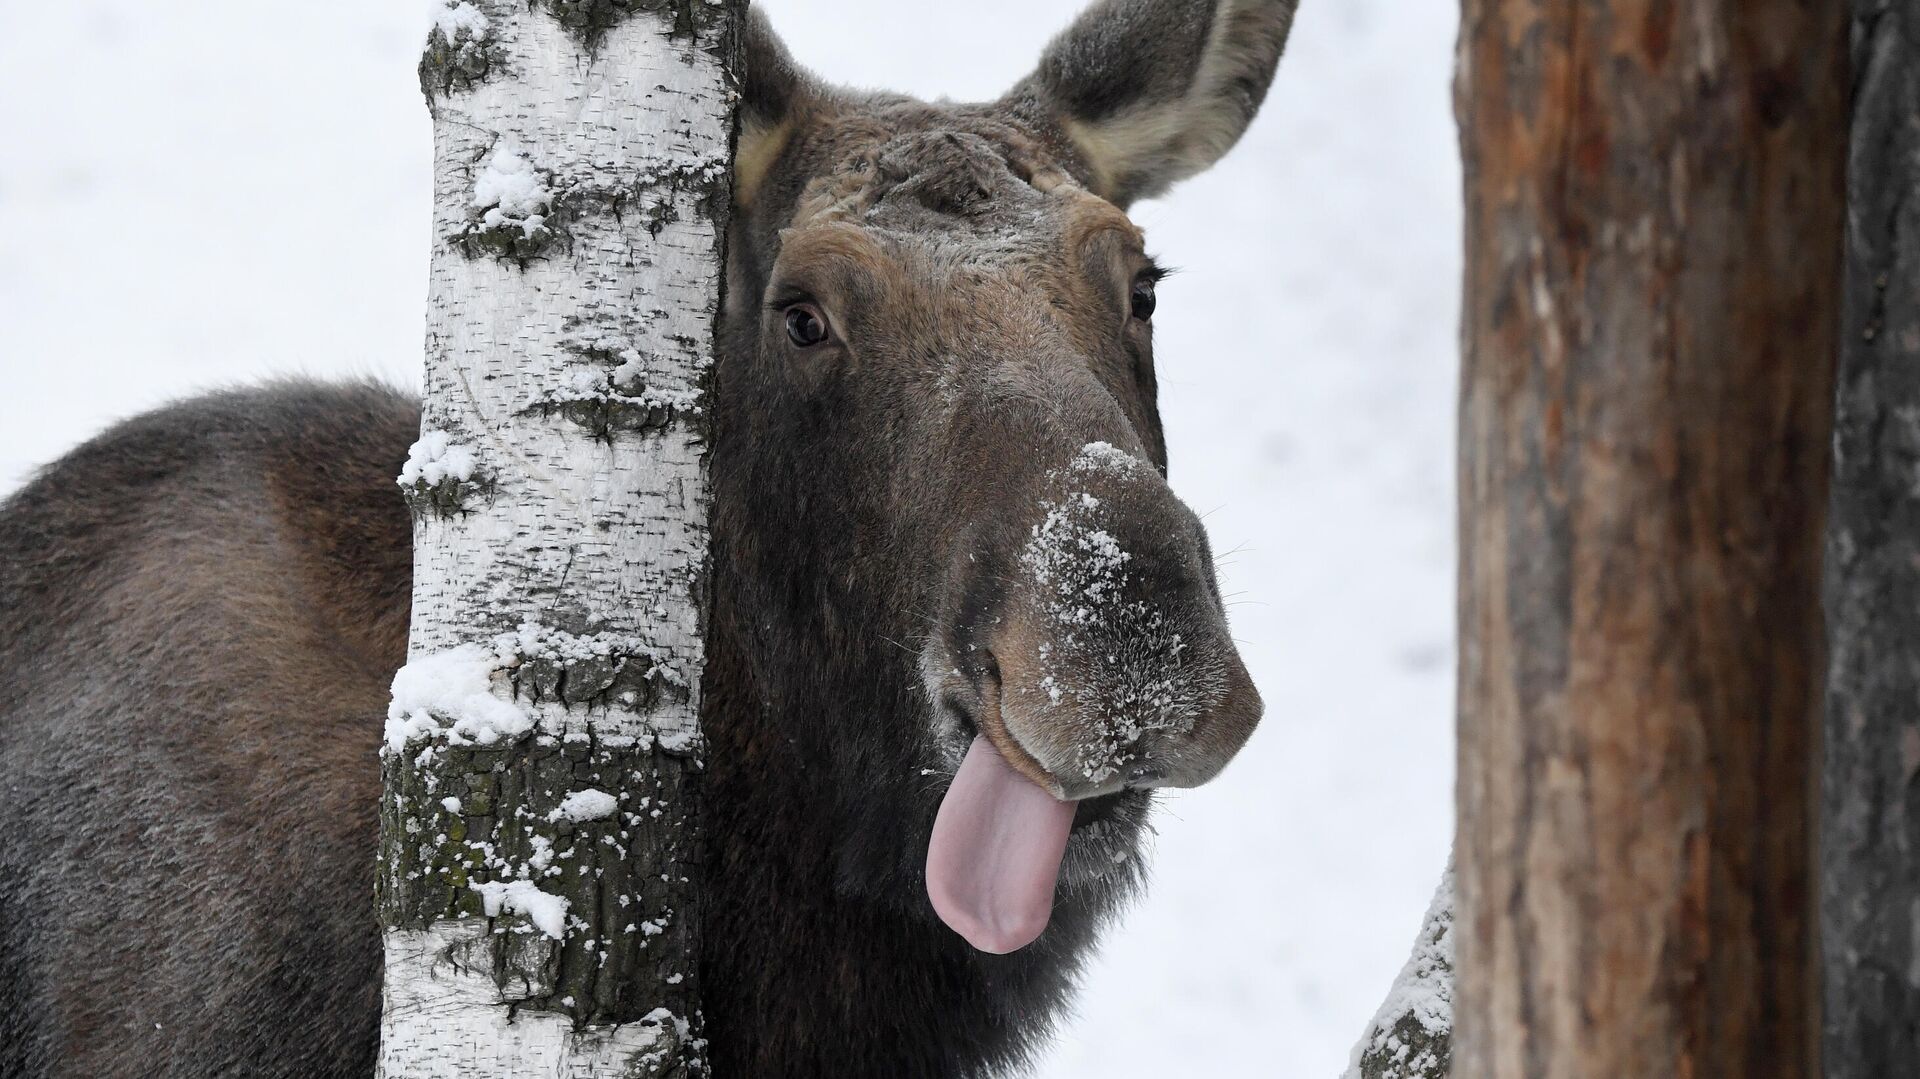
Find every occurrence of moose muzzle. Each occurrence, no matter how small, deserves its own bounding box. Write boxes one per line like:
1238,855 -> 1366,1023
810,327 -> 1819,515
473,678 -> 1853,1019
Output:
927,440 -> 1262,953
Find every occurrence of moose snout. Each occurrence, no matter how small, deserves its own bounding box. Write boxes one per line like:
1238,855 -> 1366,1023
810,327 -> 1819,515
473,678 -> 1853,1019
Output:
988,616 -> 1262,801
1111,653 -> 1262,791
949,440 -> 1263,801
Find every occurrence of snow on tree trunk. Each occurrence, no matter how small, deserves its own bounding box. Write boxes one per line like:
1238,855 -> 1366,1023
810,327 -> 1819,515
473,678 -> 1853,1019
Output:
1450,3 -> 1845,1076
377,3 -> 740,1075
1343,864 -> 1454,1079
1823,3 -> 1920,1074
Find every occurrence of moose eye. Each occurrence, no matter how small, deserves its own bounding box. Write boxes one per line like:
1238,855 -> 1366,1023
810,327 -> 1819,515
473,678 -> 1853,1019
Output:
1129,277 -> 1157,321
784,304 -> 830,348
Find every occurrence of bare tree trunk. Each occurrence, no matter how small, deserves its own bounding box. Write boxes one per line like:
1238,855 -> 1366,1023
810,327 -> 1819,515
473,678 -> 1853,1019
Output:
376,2 -> 739,1074
1450,3 -> 1845,1077
1823,2 -> 1920,1075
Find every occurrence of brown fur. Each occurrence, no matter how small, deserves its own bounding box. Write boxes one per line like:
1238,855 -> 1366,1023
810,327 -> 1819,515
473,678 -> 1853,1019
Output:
0,3 -> 1299,1075
0,384 -> 410,1076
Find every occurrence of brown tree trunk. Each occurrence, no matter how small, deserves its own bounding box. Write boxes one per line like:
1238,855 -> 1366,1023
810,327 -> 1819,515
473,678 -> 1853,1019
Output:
1823,2 -> 1920,1074
1452,3 -> 1846,1077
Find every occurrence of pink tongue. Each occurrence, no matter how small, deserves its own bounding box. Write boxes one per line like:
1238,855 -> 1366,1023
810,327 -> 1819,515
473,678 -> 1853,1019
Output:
927,734 -> 1077,953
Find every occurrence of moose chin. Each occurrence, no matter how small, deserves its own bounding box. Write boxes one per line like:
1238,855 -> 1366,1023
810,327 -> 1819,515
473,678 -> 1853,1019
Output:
0,1 -> 1296,1076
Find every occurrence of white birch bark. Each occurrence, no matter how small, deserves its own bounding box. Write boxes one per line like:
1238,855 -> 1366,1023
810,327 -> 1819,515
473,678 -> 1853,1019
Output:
378,2 -> 738,1075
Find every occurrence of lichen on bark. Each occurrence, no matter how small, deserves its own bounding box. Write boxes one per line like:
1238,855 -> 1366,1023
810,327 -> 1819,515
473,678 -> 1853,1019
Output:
419,6 -> 508,101
518,381 -> 697,441
376,734 -> 701,1026
452,202 -> 573,265
540,0 -> 725,48
400,473 -> 491,519
452,158 -> 727,268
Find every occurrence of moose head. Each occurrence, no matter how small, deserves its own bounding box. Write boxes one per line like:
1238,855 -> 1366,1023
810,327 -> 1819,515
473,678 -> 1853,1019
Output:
706,0 -> 1294,964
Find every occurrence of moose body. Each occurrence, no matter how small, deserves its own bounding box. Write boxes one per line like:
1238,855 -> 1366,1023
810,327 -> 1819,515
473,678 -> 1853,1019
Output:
0,2 -> 1297,1075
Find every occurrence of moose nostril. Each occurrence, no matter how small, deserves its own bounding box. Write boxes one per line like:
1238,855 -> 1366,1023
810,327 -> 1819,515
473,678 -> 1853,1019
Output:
1125,764 -> 1165,787
976,647 -> 1002,691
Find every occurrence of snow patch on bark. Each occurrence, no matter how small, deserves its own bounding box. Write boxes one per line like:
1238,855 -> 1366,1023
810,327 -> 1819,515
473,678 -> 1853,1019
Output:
524,367 -> 704,431
498,619 -> 689,692
551,788 -> 618,822
385,622 -> 696,756
580,364 -> 699,412
472,141 -> 550,236
471,879 -> 570,939
1345,865 -> 1455,1079
398,429 -> 478,487
385,645 -> 532,751
428,0 -> 490,39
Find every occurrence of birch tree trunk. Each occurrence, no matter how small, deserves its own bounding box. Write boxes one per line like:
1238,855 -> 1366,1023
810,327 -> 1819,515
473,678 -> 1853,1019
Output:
1451,2 -> 1845,1077
376,2 -> 740,1074
1823,2 -> 1920,1074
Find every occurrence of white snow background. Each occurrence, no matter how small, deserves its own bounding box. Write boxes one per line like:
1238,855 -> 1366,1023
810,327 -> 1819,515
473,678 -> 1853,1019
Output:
0,1 -> 1459,1075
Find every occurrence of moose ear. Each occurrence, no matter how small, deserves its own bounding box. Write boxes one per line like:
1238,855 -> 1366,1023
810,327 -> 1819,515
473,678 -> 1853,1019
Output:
1008,0 -> 1299,207
736,8 -> 811,207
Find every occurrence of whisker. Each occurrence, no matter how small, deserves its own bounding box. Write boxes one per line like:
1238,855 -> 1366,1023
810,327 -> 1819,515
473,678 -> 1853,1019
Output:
873,632 -> 919,657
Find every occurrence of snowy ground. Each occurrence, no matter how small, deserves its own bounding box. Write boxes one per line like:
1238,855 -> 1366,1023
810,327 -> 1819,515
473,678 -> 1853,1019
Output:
0,2 -> 1460,1075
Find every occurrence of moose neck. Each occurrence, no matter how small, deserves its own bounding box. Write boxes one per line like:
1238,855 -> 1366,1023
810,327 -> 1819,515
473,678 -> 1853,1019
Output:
695,297 -> 1139,1077
698,563 -> 1119,1077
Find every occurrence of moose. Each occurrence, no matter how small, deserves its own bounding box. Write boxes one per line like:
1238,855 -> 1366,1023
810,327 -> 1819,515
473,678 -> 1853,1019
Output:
0,0 -> 1296,1075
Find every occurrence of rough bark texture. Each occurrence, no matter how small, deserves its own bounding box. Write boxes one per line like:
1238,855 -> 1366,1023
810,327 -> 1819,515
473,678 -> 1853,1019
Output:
1823,2 -> 1920,1074
1453,3 -> 1845,1078
377,2 -> 740,1075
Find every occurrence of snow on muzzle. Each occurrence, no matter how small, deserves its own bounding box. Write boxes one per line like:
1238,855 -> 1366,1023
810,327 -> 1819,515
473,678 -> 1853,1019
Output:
927,442 -> 1262,953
